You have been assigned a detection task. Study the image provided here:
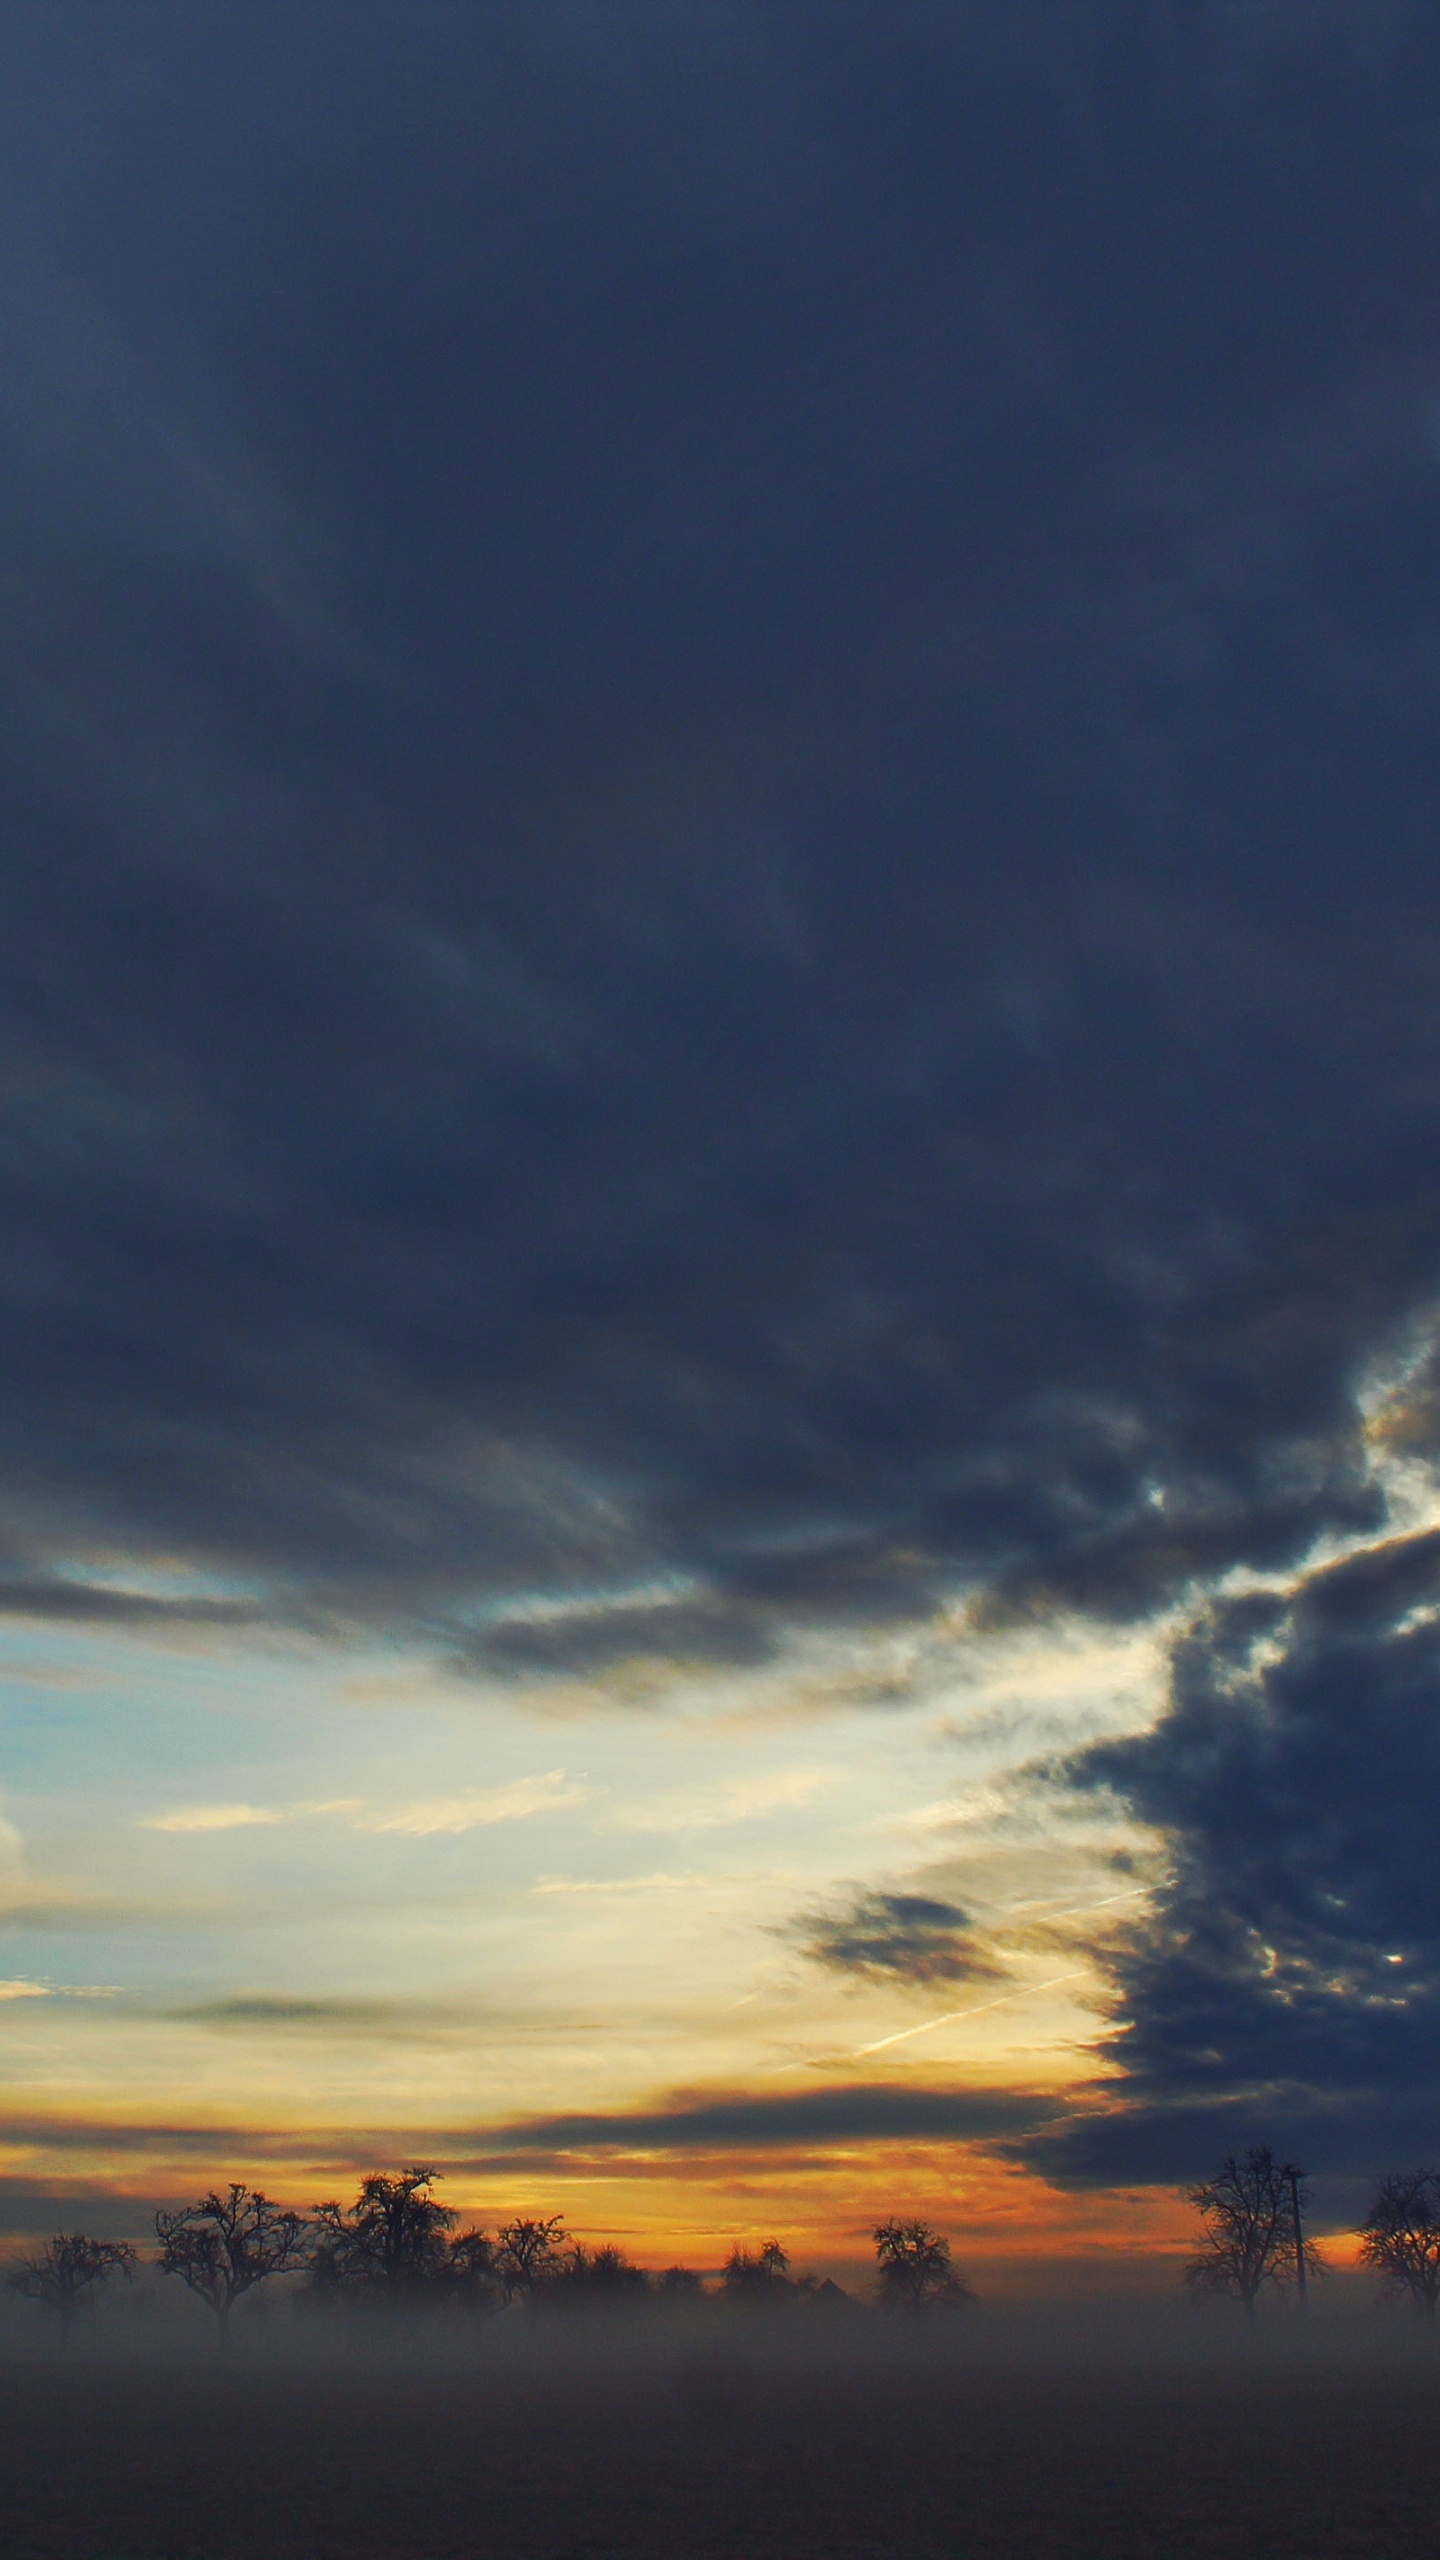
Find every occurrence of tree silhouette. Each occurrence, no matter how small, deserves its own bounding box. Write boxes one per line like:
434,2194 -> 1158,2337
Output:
7,2233 -> 135,2345
155,2185 -> 310,2340
872,2218 -> 972,2311
1185,2147 -> 1318,2315
1359,2170 -> 1440,2319
310,2166 -> 494,2307
656,2264 -> 705,2300
543,2242 -> 650,2311
491,2215 -> 567,2302
720,2240 -> 794,2305
442,2224 -> 503,2310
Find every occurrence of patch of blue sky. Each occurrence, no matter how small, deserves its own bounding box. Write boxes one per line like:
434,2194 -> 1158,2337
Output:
0,1600 -> 1161,2148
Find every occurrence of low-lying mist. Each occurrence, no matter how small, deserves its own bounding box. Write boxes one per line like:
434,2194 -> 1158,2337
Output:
0,2290 -> 1437,2560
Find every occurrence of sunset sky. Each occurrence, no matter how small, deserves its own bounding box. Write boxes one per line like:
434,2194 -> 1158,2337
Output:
2,2 -> 1440,2283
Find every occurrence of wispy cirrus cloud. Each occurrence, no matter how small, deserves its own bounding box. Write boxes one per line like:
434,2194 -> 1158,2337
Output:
142,1771 -> 586,1837
144,1801 -> 333,1834
610,1768 -> 840,1833
356,1772 -> 589,1835
141,1802 -> 358,1843
532,1870 -> 758,1897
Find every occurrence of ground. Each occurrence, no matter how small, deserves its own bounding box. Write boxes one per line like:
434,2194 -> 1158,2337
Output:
1,2323 -> 1436,2558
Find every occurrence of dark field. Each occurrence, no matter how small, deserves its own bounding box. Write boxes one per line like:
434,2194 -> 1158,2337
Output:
3,2324 -> 1439,2560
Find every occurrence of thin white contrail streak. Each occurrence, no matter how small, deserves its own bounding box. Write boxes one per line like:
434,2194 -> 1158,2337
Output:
846,1888 -> 1151,2060
754,1884 -> 1152,2075
851,1969 -> 1092,2057
999,1886 -> 1150,1921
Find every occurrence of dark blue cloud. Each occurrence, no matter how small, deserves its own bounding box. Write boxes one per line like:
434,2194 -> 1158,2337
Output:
1032,1531 -> 1440,2183
465,2082 -> 1049,2152
789,1890 -> 1000,1986
0,2088 -> 1050,2163
0,3 -> 1437,1668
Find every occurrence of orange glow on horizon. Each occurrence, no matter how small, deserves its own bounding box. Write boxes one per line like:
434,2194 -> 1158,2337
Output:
0,2113 -> 1217,2293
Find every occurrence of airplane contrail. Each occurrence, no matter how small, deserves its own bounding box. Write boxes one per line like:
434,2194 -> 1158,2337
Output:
851,1968 -> 1092,2057
999,1885 -> 1149,1920
758,1884 -> 1149,2075
846,1885 -> 1149,2058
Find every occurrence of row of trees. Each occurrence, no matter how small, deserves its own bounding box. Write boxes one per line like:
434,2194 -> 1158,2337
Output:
1188,2146 -> 1440,2320
23,2144 -> 1439,2340
6,2171 -> 971,2343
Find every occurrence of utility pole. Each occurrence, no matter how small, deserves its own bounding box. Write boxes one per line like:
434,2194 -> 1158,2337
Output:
1283,2161 -> 1307,2303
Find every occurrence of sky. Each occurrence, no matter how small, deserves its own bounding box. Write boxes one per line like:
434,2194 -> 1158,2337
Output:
2,0 -> 1440,2283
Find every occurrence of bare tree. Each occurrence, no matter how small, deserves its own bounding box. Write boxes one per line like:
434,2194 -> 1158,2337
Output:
309,2169 -> 497,2312
155,2185 -> 310,2340
1186,2147 -> 1319,2315
873,2218 -> 973,2311
1359,2170 -> 1440,2319
7,2233 -> 135,2346
311,2165 -> 453,2296
491,2214 -> 567,2303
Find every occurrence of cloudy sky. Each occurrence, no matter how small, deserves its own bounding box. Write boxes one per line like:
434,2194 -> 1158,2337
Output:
2,0 -> 1439,2278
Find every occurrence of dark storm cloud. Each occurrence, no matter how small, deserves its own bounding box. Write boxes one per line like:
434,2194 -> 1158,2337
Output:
789,1889 -> 1000,1986
1029,1530 -> 1440,2183
454,1593 -> 778,1682
455,1538 -> 948,1680
0,3 -> 1439,1663
0,1581 -> 275,1630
